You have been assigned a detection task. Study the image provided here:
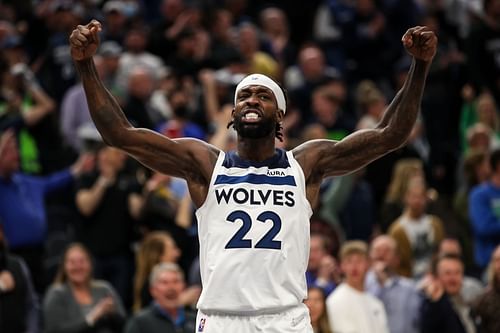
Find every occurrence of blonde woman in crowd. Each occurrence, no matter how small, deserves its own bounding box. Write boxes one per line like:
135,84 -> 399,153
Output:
42,243 -> 125,333
380,158 -> 425,231
305,286 -> 333,333
132,231 -> 180,312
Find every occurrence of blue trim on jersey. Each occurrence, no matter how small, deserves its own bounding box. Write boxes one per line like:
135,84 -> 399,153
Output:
222,149 -> 291,169
214,174 -> 297,186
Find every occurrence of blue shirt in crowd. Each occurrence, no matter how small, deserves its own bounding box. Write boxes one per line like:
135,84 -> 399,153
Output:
0,170 -> 73,248
469,182 -> 500,268
365,270 -> 422,333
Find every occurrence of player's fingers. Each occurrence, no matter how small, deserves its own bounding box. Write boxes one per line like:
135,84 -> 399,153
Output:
75,33 -> 88,43
87,19 -> 102,30
77,25 -> 92,38
402,26 -> 422,46
71,39 -> 84,47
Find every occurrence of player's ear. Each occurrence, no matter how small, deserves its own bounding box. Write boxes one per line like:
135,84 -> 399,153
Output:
276,109 -> 284,122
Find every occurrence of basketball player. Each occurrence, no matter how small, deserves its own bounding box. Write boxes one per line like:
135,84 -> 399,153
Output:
69,20 -> 437,332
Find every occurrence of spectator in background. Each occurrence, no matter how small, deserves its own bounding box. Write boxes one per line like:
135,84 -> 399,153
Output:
306,233 -> 338,296
339,0 -> 396,86
437,238 -> 484,303
133,231 -> 200,311
156,84 -> 206,140
469,148 -> 500,271
461,92 -> 500,151
420,254 -> 477,333
0,60 -> 56,174
466,0 -> 500,106
284,44 -> 340,124
59,56 -> 106,153
75,145 -> 142,306
259,7 -> 296,75
206,8 -> 239,69
460,92 -> 500,152
473,244 -> 500,333
115,27 -> 167,99
308,82 -> 355,141
388,176 -> 445,279
37,1 -> 85,102
0,129 -> 92,294
305,286 -> 332,333
0,225 -> 39,333
453,149 -> 491,270
132,231 -> 181,312
365,235 -> 421,333
125,263 -> 197,333
122,66 -> 161,130
98,41 -> 123,99
43,243 -> 125,333
326,241 -> 389,333
236,22 -> 279,79
100,1 -> 128,45
380,158 -> 425,231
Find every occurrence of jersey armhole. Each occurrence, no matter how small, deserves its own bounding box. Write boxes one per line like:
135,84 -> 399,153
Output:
196,150 -> 226,212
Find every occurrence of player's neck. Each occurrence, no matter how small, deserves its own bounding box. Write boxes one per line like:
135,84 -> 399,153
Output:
237,138 -> 277,162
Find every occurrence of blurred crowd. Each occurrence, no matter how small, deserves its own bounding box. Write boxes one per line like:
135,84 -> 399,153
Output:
1,0 -> 500,332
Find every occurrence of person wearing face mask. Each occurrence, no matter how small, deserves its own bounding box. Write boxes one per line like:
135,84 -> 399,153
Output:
156,85 -> 206,140
0,225 -> 39,333
125,262 -> 197,333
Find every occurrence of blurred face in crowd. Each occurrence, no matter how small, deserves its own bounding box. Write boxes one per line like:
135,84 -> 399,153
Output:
260,7 -> 287,35
125,30 -> 147,53
477,93 -> 498,129
341,252 -> 370,287
438,239 -> 462,257
312,88 -> 342,126
238,24 -> 259,56
150,269 -> 185,310
98,146 -> 127,175
308,234 -> 327,272
305,287 -> 326,325
299,46 -> 325,81
492,246 -> 500,284
0,131 -> 19,178
161,0 -> 184,21
436,257 -> 463,296
127,68 -> 155,100
404,179 -> 427,218
370,236 -> 398,271
65,245 -> 92,286
160,237 -> 181,263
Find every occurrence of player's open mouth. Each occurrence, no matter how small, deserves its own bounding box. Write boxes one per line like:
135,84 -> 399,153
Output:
242,109 -> 262,123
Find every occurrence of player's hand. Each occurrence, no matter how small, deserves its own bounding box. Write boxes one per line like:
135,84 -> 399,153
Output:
69,20 -> 102,62
402,26 -> 437,62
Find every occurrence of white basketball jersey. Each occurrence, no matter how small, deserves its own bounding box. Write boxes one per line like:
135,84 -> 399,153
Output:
195,149 -> 312,314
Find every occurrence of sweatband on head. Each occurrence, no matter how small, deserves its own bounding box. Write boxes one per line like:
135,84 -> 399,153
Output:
234,74 -> 286,113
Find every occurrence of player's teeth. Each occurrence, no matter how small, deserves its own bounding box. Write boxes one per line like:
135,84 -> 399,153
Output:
245,112 -> 259,119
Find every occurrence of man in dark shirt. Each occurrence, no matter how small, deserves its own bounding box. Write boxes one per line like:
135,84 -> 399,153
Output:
125,262 -> 196,333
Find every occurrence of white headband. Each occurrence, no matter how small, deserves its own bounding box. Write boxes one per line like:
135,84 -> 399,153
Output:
234,74 -> 286,113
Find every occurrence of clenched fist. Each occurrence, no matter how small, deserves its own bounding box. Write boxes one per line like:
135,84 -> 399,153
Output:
402,26 -> 437,62
69,20 -> 102,62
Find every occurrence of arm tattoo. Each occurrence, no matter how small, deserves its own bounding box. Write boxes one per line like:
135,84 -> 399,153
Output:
75,59 -> 131,147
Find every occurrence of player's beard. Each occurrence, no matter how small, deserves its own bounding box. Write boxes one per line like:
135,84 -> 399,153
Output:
233,114 -> 275,139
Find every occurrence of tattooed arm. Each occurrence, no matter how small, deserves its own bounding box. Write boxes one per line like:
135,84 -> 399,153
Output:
69,20 -> 217,206
294,26 -> 437,201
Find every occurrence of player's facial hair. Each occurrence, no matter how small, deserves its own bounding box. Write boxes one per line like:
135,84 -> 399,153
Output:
233,113 -> 275,139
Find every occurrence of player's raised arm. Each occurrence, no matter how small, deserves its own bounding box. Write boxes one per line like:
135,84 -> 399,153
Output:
69,20 -> 218,197
295,26 -> 437,180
